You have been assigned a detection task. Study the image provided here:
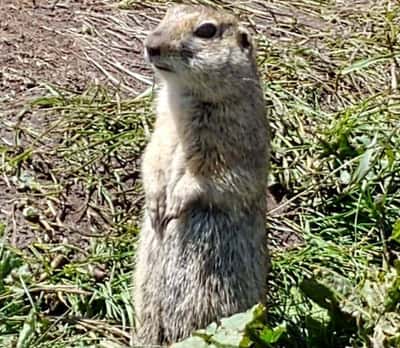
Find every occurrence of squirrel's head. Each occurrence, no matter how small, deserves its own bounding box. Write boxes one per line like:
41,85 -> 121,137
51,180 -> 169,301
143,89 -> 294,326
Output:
144,5 -> 258,98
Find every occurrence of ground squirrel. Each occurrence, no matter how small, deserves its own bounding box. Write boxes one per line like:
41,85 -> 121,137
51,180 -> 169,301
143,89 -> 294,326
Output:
134,4 -> 270,345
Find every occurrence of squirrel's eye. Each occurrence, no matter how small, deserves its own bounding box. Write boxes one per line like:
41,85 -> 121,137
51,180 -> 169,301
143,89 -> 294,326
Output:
194,22 -> 218,39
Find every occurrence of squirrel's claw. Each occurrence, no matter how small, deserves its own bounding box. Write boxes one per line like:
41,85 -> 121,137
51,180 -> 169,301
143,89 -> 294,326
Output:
148,194 -> 167,236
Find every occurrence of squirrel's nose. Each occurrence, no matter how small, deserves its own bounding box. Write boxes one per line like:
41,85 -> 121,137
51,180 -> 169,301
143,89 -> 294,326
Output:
145,30 -> 165,59
146,45 -> 161,58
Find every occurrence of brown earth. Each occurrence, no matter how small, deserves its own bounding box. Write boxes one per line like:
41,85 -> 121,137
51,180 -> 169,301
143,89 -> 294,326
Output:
0,0 -> 159,250
0,0 -> 159,102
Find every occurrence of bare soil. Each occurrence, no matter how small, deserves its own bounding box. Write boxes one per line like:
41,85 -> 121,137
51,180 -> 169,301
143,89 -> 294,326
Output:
0,0 -> 159,102
0,0 -> 157,249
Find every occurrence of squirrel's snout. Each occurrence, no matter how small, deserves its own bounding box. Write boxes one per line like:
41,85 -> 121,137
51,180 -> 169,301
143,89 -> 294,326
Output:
145,30 -> 165,61
146,45 -> 161,59
145,30 -> 175,72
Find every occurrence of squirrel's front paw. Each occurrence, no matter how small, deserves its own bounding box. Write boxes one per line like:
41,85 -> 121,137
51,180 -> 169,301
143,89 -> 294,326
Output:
161,176 -> 200,228
147,191 -> 166,236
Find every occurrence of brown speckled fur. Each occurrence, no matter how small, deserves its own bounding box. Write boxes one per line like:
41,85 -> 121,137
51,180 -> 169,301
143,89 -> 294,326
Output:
134,5 -> 270,346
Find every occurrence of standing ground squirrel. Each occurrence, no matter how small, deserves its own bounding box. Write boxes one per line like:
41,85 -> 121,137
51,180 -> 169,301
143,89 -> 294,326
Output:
134,4 -> 270,345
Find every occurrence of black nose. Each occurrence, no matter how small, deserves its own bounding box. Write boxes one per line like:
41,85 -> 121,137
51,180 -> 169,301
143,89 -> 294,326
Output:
145,30 -> 163,59
146,45 -> 161,58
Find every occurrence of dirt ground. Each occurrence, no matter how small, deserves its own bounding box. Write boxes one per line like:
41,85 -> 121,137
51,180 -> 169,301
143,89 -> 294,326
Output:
0,0 -> 159,248
0,0 -> 158,101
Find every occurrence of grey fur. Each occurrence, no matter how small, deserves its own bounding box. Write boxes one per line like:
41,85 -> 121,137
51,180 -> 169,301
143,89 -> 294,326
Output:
134,5 -> 270,346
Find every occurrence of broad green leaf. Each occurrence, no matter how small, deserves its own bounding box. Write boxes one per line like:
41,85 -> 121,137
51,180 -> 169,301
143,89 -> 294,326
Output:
196,321 -> 218,340
259,325 -> 286,344
211,329 -> 243,347
220,305 -> 263,332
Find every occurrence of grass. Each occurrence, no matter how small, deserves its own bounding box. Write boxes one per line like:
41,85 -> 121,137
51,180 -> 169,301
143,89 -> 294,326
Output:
0,0 -> 400,347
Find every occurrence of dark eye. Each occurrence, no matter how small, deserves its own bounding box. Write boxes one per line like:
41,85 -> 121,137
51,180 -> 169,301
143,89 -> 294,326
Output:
194,22 -> 218,39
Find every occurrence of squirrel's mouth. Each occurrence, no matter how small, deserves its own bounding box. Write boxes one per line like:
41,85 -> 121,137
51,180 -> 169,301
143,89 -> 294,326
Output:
153,64 -> 174,73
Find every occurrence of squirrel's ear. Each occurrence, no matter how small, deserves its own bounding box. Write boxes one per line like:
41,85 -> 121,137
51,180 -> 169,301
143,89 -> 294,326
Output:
238,27 -> 253,51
